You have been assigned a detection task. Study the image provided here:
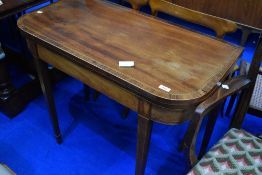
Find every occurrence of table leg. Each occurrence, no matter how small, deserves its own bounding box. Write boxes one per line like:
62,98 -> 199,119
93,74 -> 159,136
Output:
136,114 -> 152,175
34,56 -> 62,144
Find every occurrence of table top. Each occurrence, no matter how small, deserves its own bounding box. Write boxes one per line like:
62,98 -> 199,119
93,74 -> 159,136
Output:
173,0 -> 262,30
18,0 -> 243,105
0,0 -> 48,19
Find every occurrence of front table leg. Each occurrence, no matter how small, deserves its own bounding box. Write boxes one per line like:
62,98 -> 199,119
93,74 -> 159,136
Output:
136,101 -> 152,175
34,56 -> 62,144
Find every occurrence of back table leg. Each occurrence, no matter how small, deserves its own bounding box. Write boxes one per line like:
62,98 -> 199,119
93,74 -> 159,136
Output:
34,57 -> 62,144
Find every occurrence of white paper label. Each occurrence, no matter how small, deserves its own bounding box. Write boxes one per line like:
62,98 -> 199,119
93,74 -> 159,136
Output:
0,1 -> 3,6
222,84 -> 229,90
37,10 -> 43,14
159,85 -> 171,92
119,61 -> 135,67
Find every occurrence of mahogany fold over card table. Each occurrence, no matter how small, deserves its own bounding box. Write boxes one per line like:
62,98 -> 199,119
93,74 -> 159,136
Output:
17,0 -> 243,174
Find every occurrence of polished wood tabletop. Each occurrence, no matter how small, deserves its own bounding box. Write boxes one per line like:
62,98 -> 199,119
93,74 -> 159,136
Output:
18,0 -> 242,106
17,0 -> 243,174
0,0 -> 48,19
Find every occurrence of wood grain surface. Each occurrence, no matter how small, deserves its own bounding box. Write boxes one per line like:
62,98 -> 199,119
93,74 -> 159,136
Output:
18,0 -> 243,106
149,0 -> 237,38
0,0 -> 48,19
172,0 -> 262,30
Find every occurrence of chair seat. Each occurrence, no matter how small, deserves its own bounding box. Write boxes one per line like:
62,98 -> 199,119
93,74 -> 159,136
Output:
250,74 -> 262,111
0,164 -> 15,175
188,128 -> 262,175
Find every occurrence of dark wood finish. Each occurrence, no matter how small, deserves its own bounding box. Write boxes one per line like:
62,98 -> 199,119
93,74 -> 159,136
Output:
125,0 -> 262,30
127,0 -> 148,10
149,0 -> 237,38
18,0 -> 242,173
121,107 -> 130,119
240,26 -> 252,46
124,0 -> 172,10
248,106 -> 262,118
187,76 -> 252,164
192,38 -> 262,160
187,37 -> 262,164
0,0 -> 49,20
170,0 -> 261,46
28,41 -> 62,144
0,55 -> 24,117
0,55 -> 15,101
0,0 -> 50,117
83,85 -> 90,100
198,105 -> 220,159
231,36 -> 262,128
18,0 -> 242,107
172,0 -> 262,30
148,0 -> 240,161
136,101 -> 152,175
226,62 -> 262,118
225,93 -> 237,116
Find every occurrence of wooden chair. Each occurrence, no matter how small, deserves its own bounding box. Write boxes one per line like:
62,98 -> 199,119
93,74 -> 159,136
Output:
185,35 -> 262,165
226,61 -> 262,118
123,0 -> 148,10
0,164 -> 16,175
121,0 -> 172,10
248,71 -> 262,116
186,38 -> 262,174
149,0 -> 237,39
188,128 -> 262,174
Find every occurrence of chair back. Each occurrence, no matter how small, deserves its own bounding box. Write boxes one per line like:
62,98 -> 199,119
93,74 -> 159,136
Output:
149,0 -> 237,38
126,0 -> 172,10
125,0 -> 148,10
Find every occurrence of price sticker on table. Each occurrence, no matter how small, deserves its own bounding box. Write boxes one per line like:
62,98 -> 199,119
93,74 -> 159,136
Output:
159,85 -> 171,92
0,1 -> 3,6
119,61 -> 135,68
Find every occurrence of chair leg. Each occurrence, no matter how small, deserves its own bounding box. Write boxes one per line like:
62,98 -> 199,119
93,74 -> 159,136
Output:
93,90 -> 100,101
119,0 -> 125,5
198,106 -> 219,159
83,85 -> 90,100
34,57 -> 62,144
230,89 -> 252,129
179,116 -> 196,151
185,113 -> 203,165
220,100 -> 226,117
225,94 -> 237,116
83,86 -> 100,101
231,37 -> 262,128
121,107 -> 130,119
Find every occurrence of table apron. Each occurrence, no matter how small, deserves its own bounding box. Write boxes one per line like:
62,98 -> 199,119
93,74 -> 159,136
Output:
36,44 -> 194,124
